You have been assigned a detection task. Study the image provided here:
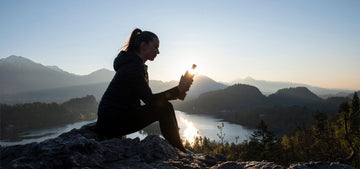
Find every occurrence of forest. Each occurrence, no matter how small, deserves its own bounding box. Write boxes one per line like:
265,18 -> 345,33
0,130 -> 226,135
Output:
183,92 -> 360,168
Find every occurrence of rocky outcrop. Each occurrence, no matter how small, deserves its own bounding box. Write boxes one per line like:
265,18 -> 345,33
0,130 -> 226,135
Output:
0,123 -> 355,169
288,162 -> 355,169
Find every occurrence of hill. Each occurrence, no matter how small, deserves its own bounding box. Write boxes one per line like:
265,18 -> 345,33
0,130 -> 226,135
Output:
178,84 -> 267,114
268,87 -> 323,106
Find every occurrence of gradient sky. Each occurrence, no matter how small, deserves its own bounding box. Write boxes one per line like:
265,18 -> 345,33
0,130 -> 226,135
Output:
1,0 -> 359,89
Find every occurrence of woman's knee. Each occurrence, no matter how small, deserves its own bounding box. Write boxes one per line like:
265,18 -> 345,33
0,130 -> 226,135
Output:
152,101 -> 171,109
164,101 -> 173,109
153,101 -> 173,114
161,101 -> 174,111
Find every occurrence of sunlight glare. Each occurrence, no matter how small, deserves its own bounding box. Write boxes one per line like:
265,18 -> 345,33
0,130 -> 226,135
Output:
188,66 -> 197,76
181,118 -> 199,146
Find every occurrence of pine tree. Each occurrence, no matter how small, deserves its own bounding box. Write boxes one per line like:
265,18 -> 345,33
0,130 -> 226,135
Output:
350,92 -> 359,137
248,120 -> 277,161
338,93 -> 360,167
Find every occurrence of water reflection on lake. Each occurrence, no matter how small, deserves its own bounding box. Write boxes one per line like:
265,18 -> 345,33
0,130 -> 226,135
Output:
175,111 -> 252,144
0,111 -> 252,146
0,121 -> 97,146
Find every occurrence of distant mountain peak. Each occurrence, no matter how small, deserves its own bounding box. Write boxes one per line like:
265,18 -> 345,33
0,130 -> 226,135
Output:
0,55 -> 34,64
88,68 -> 114,76
194,75 -> 215,81
92,68 -> 112,73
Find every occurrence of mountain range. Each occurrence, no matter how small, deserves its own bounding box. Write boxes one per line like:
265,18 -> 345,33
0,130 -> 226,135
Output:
232,77 -> 354,98
0,55 -> 226,104
0,55 -> 114,95
0,55 -> 357,104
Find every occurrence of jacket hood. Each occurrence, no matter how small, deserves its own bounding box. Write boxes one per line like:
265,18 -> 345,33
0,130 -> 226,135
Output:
113,51 -> 143,71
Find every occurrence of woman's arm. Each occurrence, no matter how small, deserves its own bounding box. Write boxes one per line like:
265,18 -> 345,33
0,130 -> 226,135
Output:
131,65 -> 180,105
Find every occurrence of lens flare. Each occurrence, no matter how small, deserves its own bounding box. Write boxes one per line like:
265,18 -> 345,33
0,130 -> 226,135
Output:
181,118 -> 199,145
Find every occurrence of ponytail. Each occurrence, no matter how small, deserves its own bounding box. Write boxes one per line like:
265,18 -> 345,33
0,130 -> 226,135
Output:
121,28 -> 158,53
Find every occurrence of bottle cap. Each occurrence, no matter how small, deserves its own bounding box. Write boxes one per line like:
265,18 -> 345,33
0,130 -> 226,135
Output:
192,64 -> 197,69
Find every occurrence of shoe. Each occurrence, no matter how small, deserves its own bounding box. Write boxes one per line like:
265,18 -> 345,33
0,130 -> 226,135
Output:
186,149 -> 203,157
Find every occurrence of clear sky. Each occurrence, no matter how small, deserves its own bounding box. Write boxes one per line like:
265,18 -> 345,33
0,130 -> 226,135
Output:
1,0 -> 359,89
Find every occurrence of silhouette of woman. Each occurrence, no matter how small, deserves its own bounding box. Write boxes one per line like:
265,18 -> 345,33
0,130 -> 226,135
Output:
96,28 -> 193,152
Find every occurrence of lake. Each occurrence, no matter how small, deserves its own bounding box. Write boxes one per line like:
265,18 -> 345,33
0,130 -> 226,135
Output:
0,111 -> 253,146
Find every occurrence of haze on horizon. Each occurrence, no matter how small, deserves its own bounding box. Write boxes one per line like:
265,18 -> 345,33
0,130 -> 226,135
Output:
0,0 -> 359,90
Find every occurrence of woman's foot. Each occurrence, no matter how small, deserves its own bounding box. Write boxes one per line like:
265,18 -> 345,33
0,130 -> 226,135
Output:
185,149 -> 203,157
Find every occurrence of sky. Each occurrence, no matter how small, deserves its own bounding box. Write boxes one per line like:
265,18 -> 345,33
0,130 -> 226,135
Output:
1,0 -> 359,90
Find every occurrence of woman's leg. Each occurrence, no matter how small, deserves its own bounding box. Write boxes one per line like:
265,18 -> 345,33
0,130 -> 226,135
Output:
97,102 -> 186,152
137,101 -> 186,152
156,102 -> 187,152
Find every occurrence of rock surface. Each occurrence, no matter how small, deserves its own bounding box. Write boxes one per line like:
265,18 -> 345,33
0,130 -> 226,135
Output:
0,122 -> 355,169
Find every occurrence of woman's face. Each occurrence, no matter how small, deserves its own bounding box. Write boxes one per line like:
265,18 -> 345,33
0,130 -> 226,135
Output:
142,38 -> 160,62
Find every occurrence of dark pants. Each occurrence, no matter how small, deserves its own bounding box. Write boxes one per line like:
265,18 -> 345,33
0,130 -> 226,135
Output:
96,101 -> 186,152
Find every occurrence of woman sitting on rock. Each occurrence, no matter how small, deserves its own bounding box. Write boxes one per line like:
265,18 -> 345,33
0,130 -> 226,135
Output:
96,28 -> 193,153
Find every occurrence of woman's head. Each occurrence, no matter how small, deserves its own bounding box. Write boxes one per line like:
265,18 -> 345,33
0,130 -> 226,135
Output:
122,28 -> 160,62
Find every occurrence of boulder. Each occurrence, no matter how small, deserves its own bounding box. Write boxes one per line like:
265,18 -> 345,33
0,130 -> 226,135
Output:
288,161 -> 355,169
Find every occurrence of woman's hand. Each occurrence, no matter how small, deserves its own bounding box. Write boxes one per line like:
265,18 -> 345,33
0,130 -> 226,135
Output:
178,75 -> 194,100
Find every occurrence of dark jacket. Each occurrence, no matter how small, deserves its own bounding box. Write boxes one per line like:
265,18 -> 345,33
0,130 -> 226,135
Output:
98,51 -> 179,116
